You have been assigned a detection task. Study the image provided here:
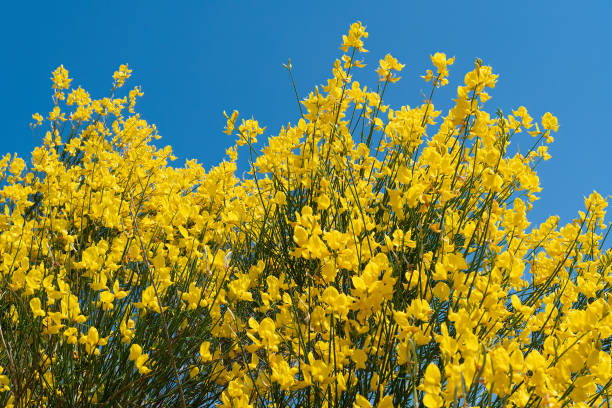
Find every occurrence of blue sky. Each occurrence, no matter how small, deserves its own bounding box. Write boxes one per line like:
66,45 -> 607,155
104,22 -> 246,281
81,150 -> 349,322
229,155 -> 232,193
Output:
2,1 -> 610,229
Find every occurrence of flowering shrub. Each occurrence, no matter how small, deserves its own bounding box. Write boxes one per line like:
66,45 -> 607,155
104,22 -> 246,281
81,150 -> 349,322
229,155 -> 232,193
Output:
0,22 -> 610,407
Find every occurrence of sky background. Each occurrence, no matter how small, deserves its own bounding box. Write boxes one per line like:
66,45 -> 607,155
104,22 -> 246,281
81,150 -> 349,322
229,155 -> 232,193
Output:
1,1 -> 610,230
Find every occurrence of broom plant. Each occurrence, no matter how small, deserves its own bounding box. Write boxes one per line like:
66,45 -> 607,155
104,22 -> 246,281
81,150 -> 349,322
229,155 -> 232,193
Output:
0,22 -> 610,407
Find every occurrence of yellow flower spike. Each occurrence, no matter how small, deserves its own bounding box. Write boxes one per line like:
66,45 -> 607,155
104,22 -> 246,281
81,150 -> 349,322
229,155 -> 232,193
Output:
237,118 -> 265,146
316,193 -> 331,210
222,110 -> 239,135
340,21 -> 369,53
66,86 -> 91,107
376,53 -> 405,83
120,318 -> 135,344
48,106 -> 67,122
425,52 -> 455,87
182,282 -> 206,310
113,64 -> 132,88
432,282 -> 450,300
431,52 -> 454,73
419,363 -> 443,408
51,65 -> 72,99
127,85 -> 144,113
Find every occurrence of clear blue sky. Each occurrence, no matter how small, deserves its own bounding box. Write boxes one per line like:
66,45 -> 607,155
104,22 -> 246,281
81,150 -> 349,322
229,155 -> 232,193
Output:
2,1 -> 610,228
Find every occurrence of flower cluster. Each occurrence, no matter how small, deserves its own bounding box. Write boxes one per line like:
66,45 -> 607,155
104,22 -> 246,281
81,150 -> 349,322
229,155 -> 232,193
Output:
0,23 -> 610,408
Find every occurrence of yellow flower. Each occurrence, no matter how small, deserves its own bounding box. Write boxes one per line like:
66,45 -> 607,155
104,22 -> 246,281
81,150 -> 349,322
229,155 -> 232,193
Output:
406,298 -> 432,321
237,118 -> 265,146
307,353 -> 330,385
257,317 -> 280,352
512,106 -> 534,129
377,395 -> 394,408
431,52 -> 454,72
51,65 -> 72,95
120,318 -> 135,344
541,112 -> 559,131
98,290 -> 115,311
189,365 -> 200,378
270,354 -> 298,390
354,394 -> 372,408
227,273 -> 254,302
340,21 -> 368,53
425,52 -> 455,86
29,297 -> 46,318
0,366 -> 10,392
223,110 -> 239,135
2,21 -> 611,408
351,348 -> 368,370
63,327 -> 78,345
129,344 -> 152,374
376,54 -> 405,83
31,112 -> 44,126
321,286 -> 353,318
199,341 -> 213,363
79,327 -> 107,355
419,363 -> 443,408
113,64 -> 132,88
48,106 -> 66,122
129,343 -> 144,361
181,282 -> 207,310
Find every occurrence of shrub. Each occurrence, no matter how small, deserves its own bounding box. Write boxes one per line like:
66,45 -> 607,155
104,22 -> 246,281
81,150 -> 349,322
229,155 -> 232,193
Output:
0,22 -> 610,407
